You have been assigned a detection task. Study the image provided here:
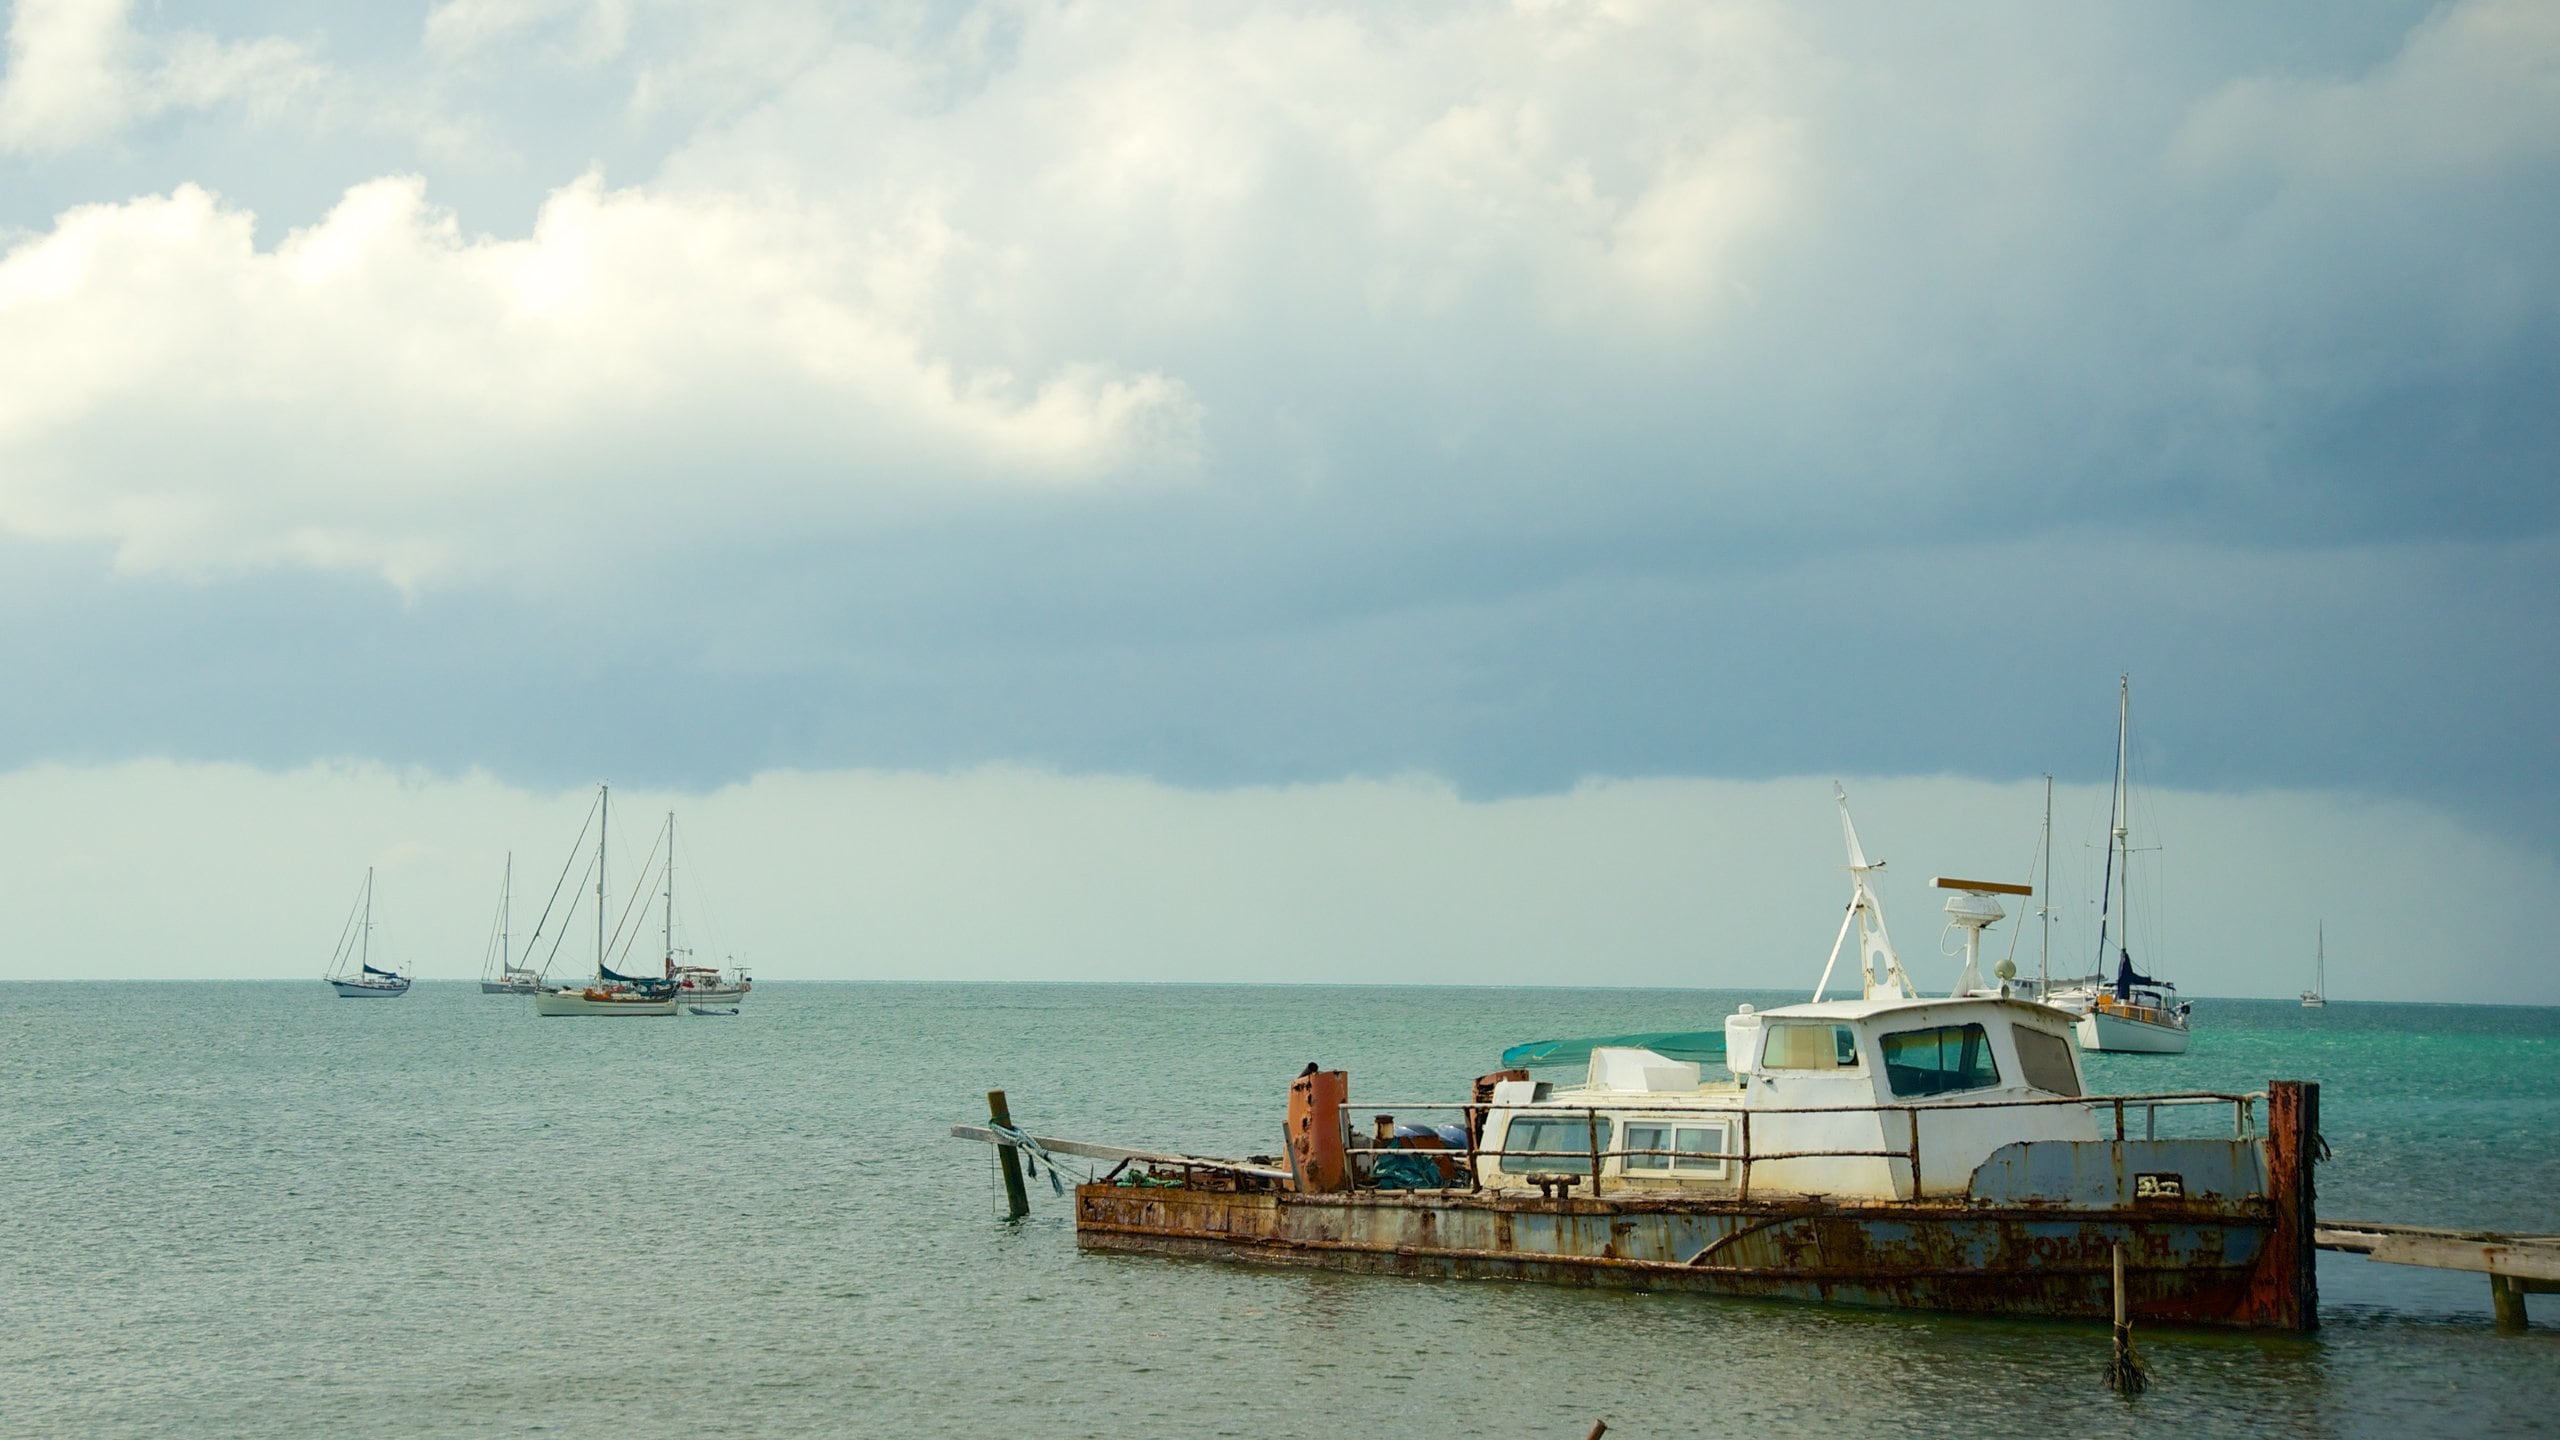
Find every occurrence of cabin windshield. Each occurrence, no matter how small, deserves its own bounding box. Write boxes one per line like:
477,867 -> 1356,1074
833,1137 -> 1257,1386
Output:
1880,1022 -> 2002,1098
1761,1022 -> 1859,1070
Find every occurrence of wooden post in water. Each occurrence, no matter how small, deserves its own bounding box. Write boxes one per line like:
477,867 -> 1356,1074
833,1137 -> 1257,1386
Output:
2493,1274 -> 2530,1332
2105,1241 -> 2148,1394
989,1089 -> 1030,1221
2242,1079 -> 2321,1331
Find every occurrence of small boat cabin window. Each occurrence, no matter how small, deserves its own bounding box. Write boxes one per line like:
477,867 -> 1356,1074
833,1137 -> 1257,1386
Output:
1500,1114 -> 1614,1167
2012,1025 -> 2081,1096
1880,1022 -> 2002,1098
1760,1022 -> 1860,1070
1624,1121 -> 1730,1178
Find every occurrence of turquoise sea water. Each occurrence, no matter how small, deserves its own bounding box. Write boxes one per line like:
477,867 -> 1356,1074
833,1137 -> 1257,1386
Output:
4,984 -> 2555,1438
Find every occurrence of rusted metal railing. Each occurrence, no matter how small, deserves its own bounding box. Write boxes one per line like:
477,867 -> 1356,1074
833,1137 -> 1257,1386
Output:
1331,1089 -> 2264,1196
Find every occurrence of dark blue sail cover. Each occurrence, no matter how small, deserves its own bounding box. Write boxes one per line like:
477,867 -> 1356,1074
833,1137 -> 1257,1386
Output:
597,960 -> 678,997
361,963 -> 400,978
2111,949 -> 2168,999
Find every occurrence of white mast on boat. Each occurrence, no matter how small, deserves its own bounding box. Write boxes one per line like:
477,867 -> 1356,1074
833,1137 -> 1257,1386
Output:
2038,775 -> 2054,998
663,810 -> 676,975
361,866 -> 374,974
1814,785 -> 1914,1001
2093,676 -> 2131,993
596,783 -> 609,981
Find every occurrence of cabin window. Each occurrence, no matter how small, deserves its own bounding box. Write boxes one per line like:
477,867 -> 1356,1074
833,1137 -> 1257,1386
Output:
2013,1026 -> 2081,1096
1761,1022 -> 1860,1070
1624,1122 -> 1732,1178
1880,1023 -> 2002,1098
1501,1115 -> 1613,1169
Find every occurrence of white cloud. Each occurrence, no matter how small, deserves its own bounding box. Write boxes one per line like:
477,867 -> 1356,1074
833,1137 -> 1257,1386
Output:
0,0 -> 324,154
2175,0 -> 2560,181
2,759 -> 2544,1004
0,173 -> 1203,590
424,0 -> 632,67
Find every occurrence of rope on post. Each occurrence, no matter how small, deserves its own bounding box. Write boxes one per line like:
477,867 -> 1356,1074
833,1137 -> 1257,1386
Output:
2105,1241 -> 2149,1395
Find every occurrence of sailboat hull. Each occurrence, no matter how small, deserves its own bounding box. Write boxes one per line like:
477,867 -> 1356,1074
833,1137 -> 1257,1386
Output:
329,979 -> 410,998
2075,1007 -> 2190,1054
480,979 -> 537,994
533,988 -> 676,1016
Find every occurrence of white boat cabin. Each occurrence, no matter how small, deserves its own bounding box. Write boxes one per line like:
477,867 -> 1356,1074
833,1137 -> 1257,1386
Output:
1476,787 -> 2096,1202
1478,995 -> 2091,1200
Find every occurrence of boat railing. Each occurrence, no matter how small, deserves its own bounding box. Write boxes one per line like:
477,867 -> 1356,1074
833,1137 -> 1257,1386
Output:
1334,1089 -> 2263,1200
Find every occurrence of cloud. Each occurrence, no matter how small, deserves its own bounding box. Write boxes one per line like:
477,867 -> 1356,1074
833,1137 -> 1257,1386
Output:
0,172 -> 1203,590
0,0 -> 324,154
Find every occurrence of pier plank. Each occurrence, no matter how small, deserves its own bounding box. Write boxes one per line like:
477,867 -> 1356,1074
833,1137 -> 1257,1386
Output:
2315,1222 -> 2560,1283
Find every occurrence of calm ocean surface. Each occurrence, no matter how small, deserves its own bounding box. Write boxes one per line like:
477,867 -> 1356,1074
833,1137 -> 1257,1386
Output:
4,984 -> 2555,1438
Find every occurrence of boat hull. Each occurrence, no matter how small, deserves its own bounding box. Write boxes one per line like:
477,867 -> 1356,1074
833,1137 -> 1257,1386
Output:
480,980 -> 537,994
532,989 -> 676,1016
1078,1187 -> 2276,1325
2075,1008 -> 2191,1054
1066,1081 -> 2322,1332
329,979 -> 409,998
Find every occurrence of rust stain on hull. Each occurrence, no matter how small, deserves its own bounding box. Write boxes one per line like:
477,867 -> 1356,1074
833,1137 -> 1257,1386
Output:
1076,1185 -> 2277,1327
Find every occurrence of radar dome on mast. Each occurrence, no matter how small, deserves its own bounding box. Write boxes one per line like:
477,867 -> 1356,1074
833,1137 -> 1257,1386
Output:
1936,876 -> 2032,997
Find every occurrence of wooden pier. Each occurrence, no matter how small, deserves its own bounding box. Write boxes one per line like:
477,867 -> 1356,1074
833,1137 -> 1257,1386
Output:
2316,1221 -> 2560,1330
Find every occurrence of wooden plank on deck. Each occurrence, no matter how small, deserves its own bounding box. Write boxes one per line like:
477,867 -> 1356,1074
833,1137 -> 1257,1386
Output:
949,1125 -> 1294,1182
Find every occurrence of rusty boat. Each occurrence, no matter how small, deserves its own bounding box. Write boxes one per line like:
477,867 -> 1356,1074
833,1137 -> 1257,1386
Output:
962,790 -> 2320,1330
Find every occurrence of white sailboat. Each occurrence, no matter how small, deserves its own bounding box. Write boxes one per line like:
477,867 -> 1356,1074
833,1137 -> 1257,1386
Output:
324,867 -> 411,998
534,784 -> 678,1017
478,854 -> 541,994
2301,923 -> 2329,1008
2075,676 -> 2191,1054
653,811 -> 752,1015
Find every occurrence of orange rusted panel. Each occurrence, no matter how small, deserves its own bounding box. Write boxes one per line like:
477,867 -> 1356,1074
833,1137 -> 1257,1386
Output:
1287,1069 -> 1350,1193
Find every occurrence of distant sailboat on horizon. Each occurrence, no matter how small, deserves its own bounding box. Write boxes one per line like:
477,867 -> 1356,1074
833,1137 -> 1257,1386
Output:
324,867 -> 411,998
2302,923 -> 2329,1009
533,784 -> 679,1016
479,853 -> 541,994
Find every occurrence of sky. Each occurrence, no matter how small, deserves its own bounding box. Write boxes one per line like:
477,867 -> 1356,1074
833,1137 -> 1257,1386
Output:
2,1 -> 2554,1000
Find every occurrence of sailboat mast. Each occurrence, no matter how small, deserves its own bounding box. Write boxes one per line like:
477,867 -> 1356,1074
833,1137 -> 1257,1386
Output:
362,866 -> 373,971
596,784 -> 609,976
663,812 -> 676,970
2038,774 -> 2053,995
502,852 -> 513,973
2093,675 -> 2128,983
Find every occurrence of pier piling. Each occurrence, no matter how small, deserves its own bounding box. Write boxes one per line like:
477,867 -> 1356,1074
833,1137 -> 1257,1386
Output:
989,1090 -> 1031,1221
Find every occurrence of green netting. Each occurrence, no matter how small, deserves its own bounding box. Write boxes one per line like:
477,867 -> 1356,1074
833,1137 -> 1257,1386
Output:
1498,1029 -> 1727,1070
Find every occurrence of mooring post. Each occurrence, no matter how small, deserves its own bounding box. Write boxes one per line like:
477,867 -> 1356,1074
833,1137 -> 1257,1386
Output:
2105,1241 -> 2148,1394
2244,1080 -> 2322,1332
989,1089 -> 1030,1221
2492,1274 -> 2530,1332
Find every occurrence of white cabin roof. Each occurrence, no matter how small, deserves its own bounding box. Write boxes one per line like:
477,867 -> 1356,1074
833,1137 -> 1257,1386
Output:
1752,993 -> 2072,1029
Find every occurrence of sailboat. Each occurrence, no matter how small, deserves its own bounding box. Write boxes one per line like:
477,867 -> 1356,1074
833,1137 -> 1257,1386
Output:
652,811 -> 752,1015
533,784 -> 679,1017
324,867 -> 411,998
2301,923 -> 2329,1008
478,854 -> 541,994
2074,676 -> 2192,1054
